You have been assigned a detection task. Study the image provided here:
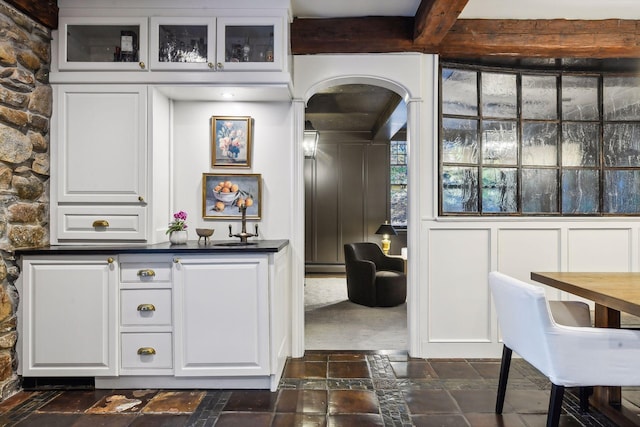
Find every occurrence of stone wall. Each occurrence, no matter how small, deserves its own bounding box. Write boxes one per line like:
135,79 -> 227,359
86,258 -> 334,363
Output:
0,1 -> 51,399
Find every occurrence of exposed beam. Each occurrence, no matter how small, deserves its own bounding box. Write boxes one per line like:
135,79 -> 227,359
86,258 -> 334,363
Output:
292,16 -> 640,59
291,17 -> 415,54
439,19 -> 640,59
4,0 -> 58,29
413,0 -> 468,46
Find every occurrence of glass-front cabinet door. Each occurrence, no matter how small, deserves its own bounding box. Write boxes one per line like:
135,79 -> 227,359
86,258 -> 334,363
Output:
58,17 -> 148,71
216,17 -> 284,71
150,17 -> 216,70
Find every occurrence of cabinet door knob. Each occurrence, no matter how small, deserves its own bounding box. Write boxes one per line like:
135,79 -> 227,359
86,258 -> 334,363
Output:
137,347 -> 156,355
173,257 -> 181,264
93,220 -> 109,227
216,62 -> 224,70
107,257 -> 115,264
139,61 -> 146,69
137,303 -> 156,312
138,196 -> 145,202
137,269 -> 155,277
207,62 -> 214,69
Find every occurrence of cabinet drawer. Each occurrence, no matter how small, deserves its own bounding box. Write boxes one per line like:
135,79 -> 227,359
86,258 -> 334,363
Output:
57,206 -> 146,241
121,289 -> 172,326
121,333 -> 172,369
120,262 -> 172,285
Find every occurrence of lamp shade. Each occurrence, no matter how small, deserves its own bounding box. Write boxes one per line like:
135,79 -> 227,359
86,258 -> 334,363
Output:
375,222 -> 397,236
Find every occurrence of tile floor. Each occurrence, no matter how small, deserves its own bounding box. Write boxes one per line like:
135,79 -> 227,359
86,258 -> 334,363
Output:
0,351 -> 625,426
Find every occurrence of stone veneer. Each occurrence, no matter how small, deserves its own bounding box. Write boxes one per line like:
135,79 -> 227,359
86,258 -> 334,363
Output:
0,1 -> 51,399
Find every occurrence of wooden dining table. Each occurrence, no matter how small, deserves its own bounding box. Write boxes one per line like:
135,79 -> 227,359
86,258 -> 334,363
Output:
531,272 -> 640,426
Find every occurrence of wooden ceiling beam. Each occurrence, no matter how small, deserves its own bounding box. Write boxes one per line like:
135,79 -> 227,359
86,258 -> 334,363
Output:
439,19 -> 640,59
291,17 -> 415,54
413,0 -> 469,46
5,0 -> 58,29
292,17 -> 640,59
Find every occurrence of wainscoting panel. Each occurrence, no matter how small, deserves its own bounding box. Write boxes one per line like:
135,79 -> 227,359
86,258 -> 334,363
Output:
567,228 -> 633,271
428,228 -> 492,343
497,228 -> 562,299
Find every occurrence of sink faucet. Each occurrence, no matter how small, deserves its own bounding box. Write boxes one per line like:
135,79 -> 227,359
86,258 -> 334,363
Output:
228,204 -> 258,243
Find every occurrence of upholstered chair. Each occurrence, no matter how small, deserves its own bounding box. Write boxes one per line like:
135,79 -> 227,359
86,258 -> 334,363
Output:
489,271 -> 640,427
343,242 -> 406,307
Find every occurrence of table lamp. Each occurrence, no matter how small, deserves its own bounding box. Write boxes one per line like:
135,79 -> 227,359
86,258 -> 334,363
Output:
375,221 -> 397,255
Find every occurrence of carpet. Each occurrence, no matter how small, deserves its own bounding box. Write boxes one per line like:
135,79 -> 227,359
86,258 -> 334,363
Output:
304,277 -> 407,350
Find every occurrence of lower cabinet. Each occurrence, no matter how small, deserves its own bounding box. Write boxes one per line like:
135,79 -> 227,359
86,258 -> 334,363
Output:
173,255 -> 269,377
18,256 -> 118,377
18,247 -> 290,391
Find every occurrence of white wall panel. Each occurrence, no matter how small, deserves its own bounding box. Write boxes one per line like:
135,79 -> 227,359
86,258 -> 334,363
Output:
568,228 -> 632,271
428,228 -> 491,342
497,228 -> 562,299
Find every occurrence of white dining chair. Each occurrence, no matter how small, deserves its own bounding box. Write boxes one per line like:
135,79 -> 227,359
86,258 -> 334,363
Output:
489,271 -> 640,427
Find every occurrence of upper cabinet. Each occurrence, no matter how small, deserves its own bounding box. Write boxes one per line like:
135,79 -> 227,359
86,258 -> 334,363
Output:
149,17 -> 216,71
216,17 -> 284,72
59,17 -> 149,71
55,14 -> 288,76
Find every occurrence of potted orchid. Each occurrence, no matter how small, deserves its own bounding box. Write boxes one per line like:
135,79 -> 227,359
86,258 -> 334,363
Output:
167,210 -> 188,244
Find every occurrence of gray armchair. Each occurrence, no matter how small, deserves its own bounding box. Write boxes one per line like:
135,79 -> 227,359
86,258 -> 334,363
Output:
343,242 -> 406,307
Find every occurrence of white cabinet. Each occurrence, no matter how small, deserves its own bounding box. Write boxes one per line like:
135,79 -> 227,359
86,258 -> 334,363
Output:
149,17 -> 217,71
173,255 -> 270,377
119,254 -> 174,375
18,256 -> 118,377
53,85 -> 149,242
216,17 -> 285,72
58,17 -> 148,71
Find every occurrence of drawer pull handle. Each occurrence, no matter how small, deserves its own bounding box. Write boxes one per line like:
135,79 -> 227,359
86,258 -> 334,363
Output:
137,304 -> 156,312
92,220 -> 109,227
137,347 -> 156,355
137,269 -> 155,277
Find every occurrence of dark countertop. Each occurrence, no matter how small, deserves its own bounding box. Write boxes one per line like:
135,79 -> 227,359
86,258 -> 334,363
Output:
16,240 -> 289,256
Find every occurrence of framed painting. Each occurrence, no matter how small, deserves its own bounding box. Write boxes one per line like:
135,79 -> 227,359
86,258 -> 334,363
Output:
202,173 -> 262,219
211,116 -> 252,168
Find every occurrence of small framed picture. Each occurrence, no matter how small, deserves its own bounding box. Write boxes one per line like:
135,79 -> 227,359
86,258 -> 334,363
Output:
211,116 -> 252,168
202,173 -> 261,219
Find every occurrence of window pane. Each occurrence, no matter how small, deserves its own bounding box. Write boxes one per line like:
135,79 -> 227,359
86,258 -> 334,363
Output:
442,118 -> 478,163
604,76 -> 640,120
604,170 -> 640,213
442,69 -> 478,116
562,123 -> 599,166
442,166 -> 478,212
522,75 -> 557,119
391,165 -> 407,185
391,186 -> 407,226
482,72 -> 516,118
603,123 -> 640,167
562,170 -> 599,214
522,169 -> 558,213
482,168 -> 517,212
482,120 -> 517,165
522,122 -> 557,166
562,76 -> 599,120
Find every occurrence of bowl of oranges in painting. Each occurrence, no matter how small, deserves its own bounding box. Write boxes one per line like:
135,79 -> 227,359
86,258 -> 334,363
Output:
212,180 -> 254,212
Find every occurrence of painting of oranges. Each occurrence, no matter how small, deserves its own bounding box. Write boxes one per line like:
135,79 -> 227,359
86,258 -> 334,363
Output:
202,173 -> 261,219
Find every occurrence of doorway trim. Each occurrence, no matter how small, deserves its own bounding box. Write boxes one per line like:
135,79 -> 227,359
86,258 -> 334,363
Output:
292,54 -> 425,357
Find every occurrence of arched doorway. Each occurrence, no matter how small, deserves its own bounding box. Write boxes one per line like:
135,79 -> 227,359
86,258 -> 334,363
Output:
291,53 -> 427,358
303,83 -> 408,350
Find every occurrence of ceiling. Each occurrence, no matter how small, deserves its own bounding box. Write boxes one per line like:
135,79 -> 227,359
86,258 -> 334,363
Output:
293,0 -> 640,137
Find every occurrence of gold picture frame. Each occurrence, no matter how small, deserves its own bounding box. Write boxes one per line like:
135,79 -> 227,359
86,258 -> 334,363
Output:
202,173 -> 262,220
211,116 -> 252,168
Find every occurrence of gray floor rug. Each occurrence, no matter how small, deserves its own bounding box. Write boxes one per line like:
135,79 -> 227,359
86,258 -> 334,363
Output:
304,277 -> 407,350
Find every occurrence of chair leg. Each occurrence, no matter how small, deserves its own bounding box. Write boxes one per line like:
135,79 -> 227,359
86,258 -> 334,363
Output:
579,386 -> 592,413
547,384 -> 565,427
496,345 -> 512,414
